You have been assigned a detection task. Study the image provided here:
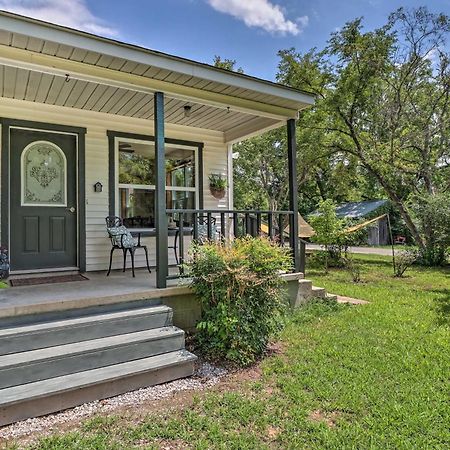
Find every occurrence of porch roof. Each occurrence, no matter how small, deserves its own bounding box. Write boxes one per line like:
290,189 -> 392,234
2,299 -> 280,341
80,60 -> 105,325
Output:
0,11 -> 315,142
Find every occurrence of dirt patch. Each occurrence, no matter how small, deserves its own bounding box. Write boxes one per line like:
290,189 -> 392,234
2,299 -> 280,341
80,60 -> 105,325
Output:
266,425 -> 281,440
152,438 -> 191,449
266,341 -> 286,356
308,409 -> 341,428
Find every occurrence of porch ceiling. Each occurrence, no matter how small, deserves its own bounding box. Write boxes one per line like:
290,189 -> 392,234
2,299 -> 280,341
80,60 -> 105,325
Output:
0,64 -> 272,134
0,11 -> 315,141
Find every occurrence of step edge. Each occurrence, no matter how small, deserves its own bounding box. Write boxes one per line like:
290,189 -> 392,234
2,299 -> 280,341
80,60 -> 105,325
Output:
0,327 -> 185,369
0,350 -> 197,407
0,285 -> 192,320
0,305 -> 172,337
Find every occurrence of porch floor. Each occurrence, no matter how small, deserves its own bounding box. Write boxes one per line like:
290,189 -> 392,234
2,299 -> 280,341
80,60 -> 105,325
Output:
0,269 -> 190,320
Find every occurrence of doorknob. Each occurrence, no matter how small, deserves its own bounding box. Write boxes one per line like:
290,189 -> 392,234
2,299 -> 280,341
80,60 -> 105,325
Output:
68,206 -> 76,213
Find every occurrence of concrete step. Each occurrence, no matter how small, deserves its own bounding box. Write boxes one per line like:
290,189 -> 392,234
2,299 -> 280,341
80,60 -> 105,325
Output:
0,305 -> 173,356
297,279 -> 313,299
311,286 -> 327,298
0,326 -> 185,389
0,349 -> 197,427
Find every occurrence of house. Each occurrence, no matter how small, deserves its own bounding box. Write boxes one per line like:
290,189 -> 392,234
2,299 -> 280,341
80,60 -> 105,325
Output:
0,11 -> 316,426
335,200 -> 390,245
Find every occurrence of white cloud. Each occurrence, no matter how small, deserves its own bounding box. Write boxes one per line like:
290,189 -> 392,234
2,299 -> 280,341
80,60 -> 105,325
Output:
206,0 -> 307,36
0,0 -> 118,37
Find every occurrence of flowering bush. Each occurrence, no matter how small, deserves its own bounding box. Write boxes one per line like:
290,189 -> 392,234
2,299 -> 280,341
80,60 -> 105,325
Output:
186,237 -> 292,366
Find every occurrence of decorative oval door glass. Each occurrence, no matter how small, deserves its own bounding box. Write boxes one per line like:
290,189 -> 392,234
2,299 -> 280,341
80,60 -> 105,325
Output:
21,141 -> 67,206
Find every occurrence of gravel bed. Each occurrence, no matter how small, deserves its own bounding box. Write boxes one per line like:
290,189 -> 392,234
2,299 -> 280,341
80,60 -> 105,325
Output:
0,362 -> 227,442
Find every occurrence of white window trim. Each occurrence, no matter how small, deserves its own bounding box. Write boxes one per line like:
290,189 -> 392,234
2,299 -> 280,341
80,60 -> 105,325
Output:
20,140 -> 68,207
115,136 -> 199,215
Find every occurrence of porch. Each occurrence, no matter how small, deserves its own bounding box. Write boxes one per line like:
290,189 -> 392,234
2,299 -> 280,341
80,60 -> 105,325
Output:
0,11 -> 314,288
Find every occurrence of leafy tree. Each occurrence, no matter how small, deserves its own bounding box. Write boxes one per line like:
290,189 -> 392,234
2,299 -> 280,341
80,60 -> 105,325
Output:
213,55 -> 244,73
408,192 -> 450,265
308,199 -> 346,272
278,7 -> 450,264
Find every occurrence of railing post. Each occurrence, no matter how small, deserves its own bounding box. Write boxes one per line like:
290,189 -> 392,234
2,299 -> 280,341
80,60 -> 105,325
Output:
299,239 -> 306,274
193,211 -> 199,240
268,212 -> 274,240
287,118 -> 301,272
245,213 -> 250,235
155,92 -> 168,288
233,212 -> 239,238
207,212 -> 212,240
220,212 -> 225,242
278,213 -> 284,246
178,212 -> 184,274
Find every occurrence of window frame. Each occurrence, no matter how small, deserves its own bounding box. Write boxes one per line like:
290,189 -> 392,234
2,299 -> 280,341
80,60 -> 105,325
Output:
20,140 -> 68,207
114,136 -> 200,220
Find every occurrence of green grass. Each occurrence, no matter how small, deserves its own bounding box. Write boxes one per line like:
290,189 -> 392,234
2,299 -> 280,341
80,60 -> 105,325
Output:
16,255 -> 450,449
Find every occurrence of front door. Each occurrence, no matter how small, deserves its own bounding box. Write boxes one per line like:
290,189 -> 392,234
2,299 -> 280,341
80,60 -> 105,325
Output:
10,128 -> 77,271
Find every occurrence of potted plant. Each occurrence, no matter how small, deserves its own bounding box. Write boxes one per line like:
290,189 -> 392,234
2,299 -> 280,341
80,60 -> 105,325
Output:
0,247 -> 10,284
209,173 -> 227,199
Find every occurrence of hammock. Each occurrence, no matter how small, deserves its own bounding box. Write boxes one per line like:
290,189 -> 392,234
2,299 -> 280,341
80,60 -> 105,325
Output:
344,214 -> 387,234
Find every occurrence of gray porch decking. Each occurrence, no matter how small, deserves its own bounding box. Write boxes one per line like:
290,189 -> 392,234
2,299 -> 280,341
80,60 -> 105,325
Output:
0,269 -> 190,321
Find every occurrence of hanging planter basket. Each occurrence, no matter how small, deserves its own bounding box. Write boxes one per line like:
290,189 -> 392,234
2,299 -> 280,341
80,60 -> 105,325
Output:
210,187 -> 226,199
209,174 -> 227,200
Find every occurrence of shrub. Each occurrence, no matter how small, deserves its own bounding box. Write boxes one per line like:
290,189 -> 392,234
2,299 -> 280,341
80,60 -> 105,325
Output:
309,250 -> 346,269
186,236 -> 292,366
343,256 -> 362,283
394,249 -> 418,277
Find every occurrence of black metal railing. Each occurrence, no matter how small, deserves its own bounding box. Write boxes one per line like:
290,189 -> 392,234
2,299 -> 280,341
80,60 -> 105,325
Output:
164,208 -> 300,279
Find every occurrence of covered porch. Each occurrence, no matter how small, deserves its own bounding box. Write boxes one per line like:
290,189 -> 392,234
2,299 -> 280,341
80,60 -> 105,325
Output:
0,11 -> 314,289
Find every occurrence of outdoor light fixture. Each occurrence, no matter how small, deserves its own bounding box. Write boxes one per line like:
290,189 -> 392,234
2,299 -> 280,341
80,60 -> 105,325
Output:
93,182 -> 103,193
184,105 -> 192,118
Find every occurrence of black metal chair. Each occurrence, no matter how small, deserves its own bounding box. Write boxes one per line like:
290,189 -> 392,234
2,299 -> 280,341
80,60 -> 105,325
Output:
193,215 -> 219,243
168,228 -> 181,265
105,216 -> 151,277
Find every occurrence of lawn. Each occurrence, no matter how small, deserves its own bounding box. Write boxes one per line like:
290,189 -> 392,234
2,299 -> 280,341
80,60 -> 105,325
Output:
6,255 -> 450,449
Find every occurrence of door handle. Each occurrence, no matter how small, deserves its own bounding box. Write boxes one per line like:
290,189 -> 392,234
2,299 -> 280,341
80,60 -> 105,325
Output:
68,206 -> 76,213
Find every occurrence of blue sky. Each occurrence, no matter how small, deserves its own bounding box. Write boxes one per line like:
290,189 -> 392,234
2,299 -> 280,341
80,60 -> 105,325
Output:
0,0 -> 449,81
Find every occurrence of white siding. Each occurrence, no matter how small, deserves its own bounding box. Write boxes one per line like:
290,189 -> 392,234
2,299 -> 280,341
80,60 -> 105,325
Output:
0,97 -> 230,271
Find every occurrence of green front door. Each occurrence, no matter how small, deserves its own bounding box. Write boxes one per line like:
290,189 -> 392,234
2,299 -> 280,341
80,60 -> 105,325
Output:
10,128 -> 78,271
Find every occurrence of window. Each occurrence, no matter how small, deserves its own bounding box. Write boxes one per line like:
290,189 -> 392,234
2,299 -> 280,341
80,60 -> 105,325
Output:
117,138 -> 198,228
21,141 -> 67,206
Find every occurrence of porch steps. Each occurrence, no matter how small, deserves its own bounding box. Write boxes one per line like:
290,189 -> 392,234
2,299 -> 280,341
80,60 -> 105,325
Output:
295,279 -> 333,303
0,351 -> 196,427
0,304 -> 172,355
311,286 -> 327,298
0,304 -> 197,427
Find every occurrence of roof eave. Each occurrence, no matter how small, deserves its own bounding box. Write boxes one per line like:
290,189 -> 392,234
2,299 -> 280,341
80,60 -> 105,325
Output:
0,10 -> 315,108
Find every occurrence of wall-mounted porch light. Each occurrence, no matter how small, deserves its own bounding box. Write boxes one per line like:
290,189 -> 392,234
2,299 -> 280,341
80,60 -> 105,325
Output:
93,181 -> 103,193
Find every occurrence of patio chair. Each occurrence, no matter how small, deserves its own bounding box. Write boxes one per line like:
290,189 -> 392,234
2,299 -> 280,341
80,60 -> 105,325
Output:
105,216 -> 151,277
194,216 -> 219,243
168,228 -> 181,265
